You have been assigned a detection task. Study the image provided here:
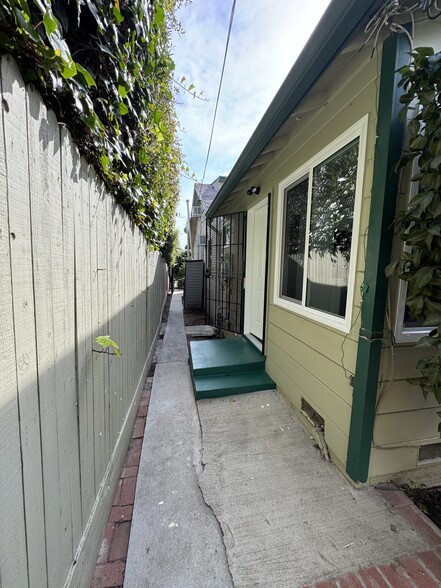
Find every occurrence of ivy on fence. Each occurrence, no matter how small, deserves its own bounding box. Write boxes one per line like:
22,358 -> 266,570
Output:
0,0 -> 183,246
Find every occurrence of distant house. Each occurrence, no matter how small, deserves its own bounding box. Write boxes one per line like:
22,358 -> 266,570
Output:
205,0 -> 441,485
188,176 -> 226,263
184,176 -> 226,312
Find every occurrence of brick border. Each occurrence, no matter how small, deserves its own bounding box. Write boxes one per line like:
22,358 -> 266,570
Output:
302,484 -> 441,588
303,548 -> 441,587
91,382 -> 151,588
378,483 -> 441,547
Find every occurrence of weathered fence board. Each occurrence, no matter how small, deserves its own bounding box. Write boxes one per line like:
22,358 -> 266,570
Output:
75,155 -> 96,527
3,56 -> 47,588
0,56 -> 29,588
48,107 -> 74,585
90,175 -> 105,490
108,200 -> 120,449
0,55 -> 168,588
27,83 -> 64,588
60,126 -> 82,554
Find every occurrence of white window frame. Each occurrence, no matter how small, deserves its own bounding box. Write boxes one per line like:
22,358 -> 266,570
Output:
274,115 -> 369,333
393,159 -> 434,344
393,280 -> 433,344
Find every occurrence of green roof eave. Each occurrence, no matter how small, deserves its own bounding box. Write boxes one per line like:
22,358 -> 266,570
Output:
207,0 -> 382,218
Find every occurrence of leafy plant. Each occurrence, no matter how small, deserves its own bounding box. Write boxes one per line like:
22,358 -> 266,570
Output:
386,47 -> 441,431
174,247 -> 188,288
160,226 -> 180,287
95,335 -> 121,358
0,0 -> 184,247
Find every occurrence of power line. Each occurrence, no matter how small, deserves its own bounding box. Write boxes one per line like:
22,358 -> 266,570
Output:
201,0 -> 237,184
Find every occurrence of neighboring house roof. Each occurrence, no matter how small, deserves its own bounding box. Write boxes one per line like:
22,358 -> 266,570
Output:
188,176 -> 226,254
207,0 -> 383,218
193,176 -> 227,211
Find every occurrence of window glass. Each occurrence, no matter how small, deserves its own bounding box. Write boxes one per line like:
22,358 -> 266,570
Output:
275,117 -> 367,330
403,306 -> 424,328
306,139 -> 359,317
281,177 -> 308,302
279,138 -> 360,319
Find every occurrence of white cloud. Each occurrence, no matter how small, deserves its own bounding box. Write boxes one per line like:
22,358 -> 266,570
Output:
172,0 -> 332,245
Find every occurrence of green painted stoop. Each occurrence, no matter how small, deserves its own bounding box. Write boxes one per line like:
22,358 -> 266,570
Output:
189,337 -> 276,400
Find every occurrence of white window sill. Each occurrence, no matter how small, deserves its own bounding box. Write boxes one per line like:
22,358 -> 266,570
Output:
274,296 -> 351,333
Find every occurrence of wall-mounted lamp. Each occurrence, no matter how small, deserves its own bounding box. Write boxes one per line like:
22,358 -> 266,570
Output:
247,186 -> 261,196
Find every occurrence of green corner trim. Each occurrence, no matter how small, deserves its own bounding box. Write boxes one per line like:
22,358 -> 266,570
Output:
346,32 -> 411,483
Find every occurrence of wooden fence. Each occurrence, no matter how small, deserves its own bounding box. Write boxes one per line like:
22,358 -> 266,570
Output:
0,55 -> 167,588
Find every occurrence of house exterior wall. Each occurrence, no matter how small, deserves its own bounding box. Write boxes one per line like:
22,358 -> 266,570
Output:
189,177 -> 226,263
370,19 -> 441,484
215,21 -> 441,484
189,213 -> 204,260
191,214 -> 207,261
255,43 -> 379,476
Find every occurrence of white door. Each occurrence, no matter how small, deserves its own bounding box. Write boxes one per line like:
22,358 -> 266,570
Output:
245,198 -> 268,341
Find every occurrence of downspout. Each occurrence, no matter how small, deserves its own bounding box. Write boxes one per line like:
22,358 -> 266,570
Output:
346,32 -> 410,484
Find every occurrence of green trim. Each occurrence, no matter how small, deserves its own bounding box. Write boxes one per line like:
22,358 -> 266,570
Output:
207,0 -> 384,218
346,32 -> 411,483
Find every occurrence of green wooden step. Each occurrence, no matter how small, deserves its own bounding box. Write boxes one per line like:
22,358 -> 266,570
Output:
194,370 -> 276,400
190,338 -> 265,377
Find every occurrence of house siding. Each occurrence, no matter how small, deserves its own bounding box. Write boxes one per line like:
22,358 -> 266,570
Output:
368,20 -> 441,484
213,19 -> 441,484
262,46 -> 379,470
264,24 -> 441,483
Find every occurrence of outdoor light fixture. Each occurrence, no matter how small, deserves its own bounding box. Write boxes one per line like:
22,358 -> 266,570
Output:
247,186 -> 261,196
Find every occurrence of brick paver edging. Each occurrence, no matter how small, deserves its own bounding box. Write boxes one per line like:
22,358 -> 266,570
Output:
303,484 -> 441,588
91,381 -> 151,588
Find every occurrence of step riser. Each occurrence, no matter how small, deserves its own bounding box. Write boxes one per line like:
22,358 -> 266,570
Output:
195,381 -> 274,400
193,370 -> 276,400
191,360 -> 265,377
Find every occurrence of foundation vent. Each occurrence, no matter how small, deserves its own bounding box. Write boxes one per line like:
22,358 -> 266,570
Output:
418,443 -> 441,464
301,398 -> 329,461
301,398 -> 325,429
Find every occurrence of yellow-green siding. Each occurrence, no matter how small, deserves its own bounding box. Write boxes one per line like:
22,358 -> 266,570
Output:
264,46 -> 379,472
216,20 -> 441,484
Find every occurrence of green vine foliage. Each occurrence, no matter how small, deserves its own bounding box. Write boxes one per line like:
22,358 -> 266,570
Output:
0,0 -> 183,247
387,47 -> 441,430
160,225 -> 179,263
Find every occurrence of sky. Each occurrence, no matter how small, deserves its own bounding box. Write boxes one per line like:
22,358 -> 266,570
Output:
171,0 -> 332,247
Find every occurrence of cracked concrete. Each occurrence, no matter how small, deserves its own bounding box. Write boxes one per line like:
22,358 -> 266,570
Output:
125,292 -> 433,588
124,293 -> 232,587
195,453 -> 235,588
197,390 -> 431,587
196,410 -> 236,587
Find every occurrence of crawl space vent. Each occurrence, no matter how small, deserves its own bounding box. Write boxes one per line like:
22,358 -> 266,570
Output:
301,398 -> 324,429
418,443 -> 441,463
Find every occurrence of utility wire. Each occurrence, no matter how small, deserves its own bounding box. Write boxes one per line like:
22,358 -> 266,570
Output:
201,0 -> 237,184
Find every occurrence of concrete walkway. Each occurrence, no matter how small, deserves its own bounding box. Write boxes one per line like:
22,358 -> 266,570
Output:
124,293 -> 233,587
125,292 -> 441,587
